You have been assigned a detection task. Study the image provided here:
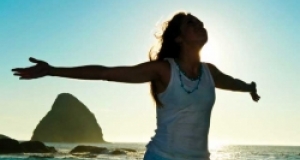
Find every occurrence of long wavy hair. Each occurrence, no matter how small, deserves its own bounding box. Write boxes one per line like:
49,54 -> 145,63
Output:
149,12 -> 188,108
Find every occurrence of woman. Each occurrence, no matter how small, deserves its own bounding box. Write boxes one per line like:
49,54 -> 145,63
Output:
12,12 -> 260,160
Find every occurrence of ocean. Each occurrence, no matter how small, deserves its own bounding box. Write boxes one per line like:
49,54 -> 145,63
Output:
0,142 -> 300,160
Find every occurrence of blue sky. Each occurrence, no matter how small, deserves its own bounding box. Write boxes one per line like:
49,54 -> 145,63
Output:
1,0 -> 299,146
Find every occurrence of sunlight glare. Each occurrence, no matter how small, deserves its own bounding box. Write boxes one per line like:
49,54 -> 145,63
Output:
201,41 -> 219,65
209,140 -> 227,150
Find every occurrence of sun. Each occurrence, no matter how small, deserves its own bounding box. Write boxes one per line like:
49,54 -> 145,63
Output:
201,41 -> 220,65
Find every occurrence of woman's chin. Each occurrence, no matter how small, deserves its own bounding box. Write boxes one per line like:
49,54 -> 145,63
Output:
198,38 -> 208,46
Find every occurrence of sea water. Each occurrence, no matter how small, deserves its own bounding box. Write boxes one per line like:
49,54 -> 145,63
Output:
0,142 -> 299,160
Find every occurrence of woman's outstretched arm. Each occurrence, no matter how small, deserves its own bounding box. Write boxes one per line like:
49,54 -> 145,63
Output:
206,63 -> 260,102
12,57 -> 164,83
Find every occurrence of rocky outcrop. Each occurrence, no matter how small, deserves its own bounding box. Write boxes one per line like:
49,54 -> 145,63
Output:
0,138 -> 56,154
0,138 -> 22,154
117,148 -> 137,152
20,141 -> 57,153
109,149 -> 127,155
69,145 -> 137,156
31,93 -> 105,143
70,145 -> 108,154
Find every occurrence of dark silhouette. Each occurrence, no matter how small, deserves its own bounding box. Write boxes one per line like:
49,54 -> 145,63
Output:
31,93 -> 105,143
0,137 -> 56,154
12,12 -> 260,160
70,145 -> 108,154
0,138 -> 22,154
0,134 -> 10,140
19,141 -> 57,153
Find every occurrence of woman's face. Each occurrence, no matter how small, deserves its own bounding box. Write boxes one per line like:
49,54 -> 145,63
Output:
178,14 -> 207,45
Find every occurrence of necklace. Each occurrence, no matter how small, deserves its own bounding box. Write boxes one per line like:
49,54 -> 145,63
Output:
174,59 -> 203,94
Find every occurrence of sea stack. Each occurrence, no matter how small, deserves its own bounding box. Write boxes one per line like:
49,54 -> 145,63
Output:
31,93 -> 105,143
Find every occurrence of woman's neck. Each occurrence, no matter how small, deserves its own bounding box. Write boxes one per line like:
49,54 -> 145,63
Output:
176,48 -> 202,76
178,45 -> 202,68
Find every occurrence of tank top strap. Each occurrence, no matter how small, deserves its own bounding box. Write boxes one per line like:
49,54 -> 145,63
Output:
163,58 -> 178,71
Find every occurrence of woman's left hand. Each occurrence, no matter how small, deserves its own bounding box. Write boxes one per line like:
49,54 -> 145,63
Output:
250,82 -> 260,102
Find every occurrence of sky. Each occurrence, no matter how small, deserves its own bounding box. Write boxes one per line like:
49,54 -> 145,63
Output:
0,0 -> 300,147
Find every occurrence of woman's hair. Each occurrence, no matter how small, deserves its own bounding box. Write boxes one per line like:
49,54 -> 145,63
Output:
149,12 -> 188,108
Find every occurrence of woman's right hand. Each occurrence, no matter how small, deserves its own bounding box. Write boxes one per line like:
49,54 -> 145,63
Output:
12,57 -> 51,80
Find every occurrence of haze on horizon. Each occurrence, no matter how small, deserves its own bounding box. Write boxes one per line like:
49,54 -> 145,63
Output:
1,0 -> 299,146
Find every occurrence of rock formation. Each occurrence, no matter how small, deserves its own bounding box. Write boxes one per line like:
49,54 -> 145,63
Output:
31,93 -> 105,143
0,134 -> 10,139
0,138 -> 56,154
20,141 -> 57,153
0,138 -> 22,154
69,145 -> 136,156
70,145 -> 108,154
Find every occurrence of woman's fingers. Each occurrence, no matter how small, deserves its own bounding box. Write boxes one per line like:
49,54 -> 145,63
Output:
13,73 -> 26,76
251,93 -> 260,102
29,57 -> 43,64
12,68 -> 26,72
12,65 -> 40,74
12,67 -> 40,78
16,72 -> 43,80
12,57 -> 49,80
14,72 -> 33,78
12,57 -> 45,72
254,96 -> 260,101
12,61 -> 43,74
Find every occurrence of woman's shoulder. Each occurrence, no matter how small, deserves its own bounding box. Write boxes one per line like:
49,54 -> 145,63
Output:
203,62 -> 218,78
150,60 -> 171,86
150,59 -> 172,68
154,60 -> 171,74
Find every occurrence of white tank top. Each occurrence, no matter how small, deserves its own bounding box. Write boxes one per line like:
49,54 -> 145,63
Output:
146,58 -> 216,160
